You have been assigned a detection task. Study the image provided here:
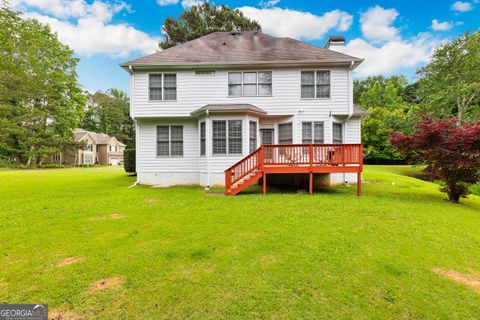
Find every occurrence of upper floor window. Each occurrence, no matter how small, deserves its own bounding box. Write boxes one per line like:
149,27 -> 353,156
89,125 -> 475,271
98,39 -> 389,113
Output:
212,120 -> 243,155
278,123 -> 293,144
332,123 -> 343,144
157,125 -> 183,156
83,144 -> 93,151
149,73 -> 177,101
228,71 -> 272,97
302,122 -> 324,144
301,70 -> 330,99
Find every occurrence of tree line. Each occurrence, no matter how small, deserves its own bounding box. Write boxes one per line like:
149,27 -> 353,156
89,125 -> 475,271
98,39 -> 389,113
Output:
0,5 -> 133,166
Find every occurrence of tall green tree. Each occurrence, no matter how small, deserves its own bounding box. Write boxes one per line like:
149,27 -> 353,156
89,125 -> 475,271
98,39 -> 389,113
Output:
417,29 -> 480,123
80,89 -> 133,146
0,4 -> 85,165
160,2 -> 261,50
356,77 -> 420,161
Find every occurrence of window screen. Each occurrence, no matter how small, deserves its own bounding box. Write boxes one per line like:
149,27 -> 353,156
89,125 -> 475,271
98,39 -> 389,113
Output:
156,125 -> 169,156
200,122 -> 206,156
258,71 -> 272,96
243,72 -> 257,96
333,123 -> 343,144
163,74 -> 177,100
278,123 -> 293,144
212,121 -> 227,154
228,72 -> 242,96
228,120 -> 243,154
316,71 -> 330,98
249,121 -> 257,153
170,125 -> 183,156
149,74 -> 162,100
301,71 -> 315,98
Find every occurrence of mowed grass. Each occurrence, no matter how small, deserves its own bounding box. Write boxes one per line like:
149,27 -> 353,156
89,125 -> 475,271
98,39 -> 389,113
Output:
0,166 -> 479,319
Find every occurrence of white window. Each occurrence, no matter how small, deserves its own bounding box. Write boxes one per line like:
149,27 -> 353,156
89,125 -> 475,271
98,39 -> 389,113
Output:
332,123 -> 343,144
212,120 -> 243,155
149,73 -> 177,101
83,144 -> 92,151
249,121 -> 257,153
157,125 -> 183,156
200,121 -> 206,156
301,70 -> 330,98
278,123 -> 293,144
228,71 -> 272,97
302,122 -> 324,144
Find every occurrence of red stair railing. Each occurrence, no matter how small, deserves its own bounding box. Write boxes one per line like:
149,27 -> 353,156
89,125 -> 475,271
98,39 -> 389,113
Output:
225,146 -> 263,191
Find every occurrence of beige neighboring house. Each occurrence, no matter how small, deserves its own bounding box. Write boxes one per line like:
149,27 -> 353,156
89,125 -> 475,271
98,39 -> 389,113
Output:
49,129 -> 126,165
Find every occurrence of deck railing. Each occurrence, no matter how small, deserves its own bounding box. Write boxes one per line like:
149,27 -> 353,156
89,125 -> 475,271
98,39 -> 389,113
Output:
225,144 -> 363,191
225,146 -> 263,188
263,144 -> 363,166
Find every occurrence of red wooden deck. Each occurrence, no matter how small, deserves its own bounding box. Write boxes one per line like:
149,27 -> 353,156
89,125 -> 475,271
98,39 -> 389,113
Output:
225,144 -> 363,196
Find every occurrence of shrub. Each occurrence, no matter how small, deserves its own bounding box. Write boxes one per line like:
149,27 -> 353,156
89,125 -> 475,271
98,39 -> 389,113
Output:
124,148 -> 136,173
391,115 -> 480,203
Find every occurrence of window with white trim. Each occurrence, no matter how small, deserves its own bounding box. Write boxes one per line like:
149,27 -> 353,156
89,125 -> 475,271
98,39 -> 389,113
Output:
332,123 -> 343,144
228,71 -> 272,97
302,122 -> 324,144
249,121 -> 257,153
156,125 -> 183,156
212,120 -> 243,155
200,121 -> 206,156
301,70 -> 331,98
278,123 -> 293,144
149,73 -> 177,101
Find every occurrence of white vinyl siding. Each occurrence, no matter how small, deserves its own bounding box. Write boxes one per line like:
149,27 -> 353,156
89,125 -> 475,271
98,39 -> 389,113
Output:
228,71 -> 272,97
302,122 -> 324,144
149,73 -> 176,101
301,70 -> 331,99
132,69 -> 350,118
332,123 -> 343,144
278,123 -> 293,144
157,125 -> 183,156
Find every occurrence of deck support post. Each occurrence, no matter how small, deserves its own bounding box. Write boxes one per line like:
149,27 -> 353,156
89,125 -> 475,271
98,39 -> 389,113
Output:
263,173 -> 267,195
357,172 -> 362,196
309,172 -> 313,195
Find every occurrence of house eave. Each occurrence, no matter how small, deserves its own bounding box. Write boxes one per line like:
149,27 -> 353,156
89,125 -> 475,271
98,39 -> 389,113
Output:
120,59 -> 363,72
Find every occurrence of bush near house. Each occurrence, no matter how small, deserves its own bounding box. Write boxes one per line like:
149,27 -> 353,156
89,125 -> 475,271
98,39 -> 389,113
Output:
123,148 -> 135,173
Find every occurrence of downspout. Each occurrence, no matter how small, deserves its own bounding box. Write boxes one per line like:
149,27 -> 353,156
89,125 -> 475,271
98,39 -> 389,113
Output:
205,110 -> 210,190
128,65 -> 139,186
345,60 -> 355,183
346,60 -> 355,120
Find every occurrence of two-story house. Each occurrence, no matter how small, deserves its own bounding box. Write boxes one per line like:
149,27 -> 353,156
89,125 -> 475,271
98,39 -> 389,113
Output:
121,31 -> 367,195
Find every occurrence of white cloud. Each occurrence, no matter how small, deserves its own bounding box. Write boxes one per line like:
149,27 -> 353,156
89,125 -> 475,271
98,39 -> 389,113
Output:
12,1 -> 159,58
239,6 -> 352,40
431,19 -> 453,31
341,34 -> 443,77
360,6 -> 400,43
259,0 -> 280,8
157,0 -> 179,5
451,1 -> 474,12
181,0 -> 203,9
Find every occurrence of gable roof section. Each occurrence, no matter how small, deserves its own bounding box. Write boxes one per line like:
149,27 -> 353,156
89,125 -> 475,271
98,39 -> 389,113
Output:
121,32 -> 363,69
353,105 -> 369,117
74,129 -> 126,146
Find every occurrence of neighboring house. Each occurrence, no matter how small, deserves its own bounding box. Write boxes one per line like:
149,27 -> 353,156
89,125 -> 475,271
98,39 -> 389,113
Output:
49,129 -> 126,165
121,31 -> 367,195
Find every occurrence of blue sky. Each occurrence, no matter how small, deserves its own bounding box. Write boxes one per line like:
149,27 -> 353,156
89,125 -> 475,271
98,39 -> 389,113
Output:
11,0 -> 479,93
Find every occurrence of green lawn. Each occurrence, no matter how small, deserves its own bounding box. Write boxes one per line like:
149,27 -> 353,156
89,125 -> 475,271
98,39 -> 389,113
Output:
0,166 -> 479,319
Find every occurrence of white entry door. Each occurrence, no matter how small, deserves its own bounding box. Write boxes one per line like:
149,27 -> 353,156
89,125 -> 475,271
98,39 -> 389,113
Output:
260,129 -> 274,145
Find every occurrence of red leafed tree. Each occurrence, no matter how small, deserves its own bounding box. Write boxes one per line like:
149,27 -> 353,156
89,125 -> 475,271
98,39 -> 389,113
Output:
391,115 -> 480,203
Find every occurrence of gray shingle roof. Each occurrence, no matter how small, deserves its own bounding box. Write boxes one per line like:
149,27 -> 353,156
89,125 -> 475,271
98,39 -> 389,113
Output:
353,104 -> 369,116
74,129 -> 126,146
191,103 -> 267,116
121,32 -> 363,68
